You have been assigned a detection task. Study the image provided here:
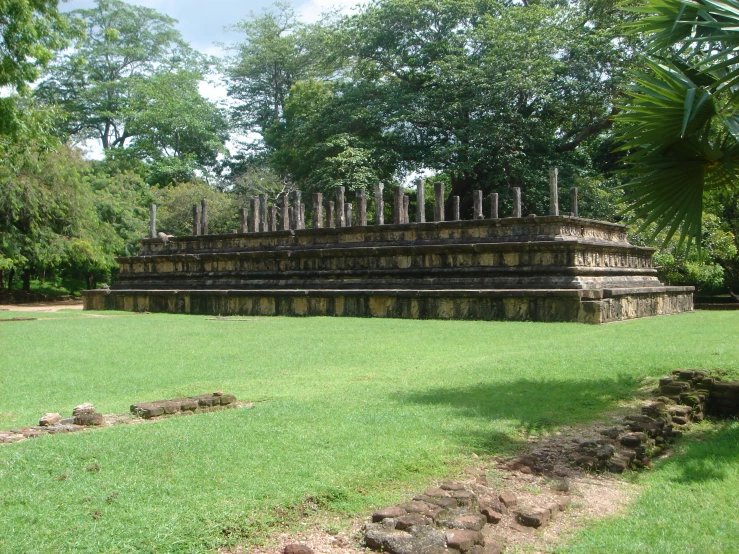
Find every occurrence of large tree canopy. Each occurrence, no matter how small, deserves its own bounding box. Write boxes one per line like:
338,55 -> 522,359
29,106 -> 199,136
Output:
34,0 -> 228,186
231,0 -> 636,216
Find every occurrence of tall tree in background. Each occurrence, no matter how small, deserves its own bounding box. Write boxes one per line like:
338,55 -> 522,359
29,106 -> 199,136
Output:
35,0 -> 228,185
226,2 -> 337,164
237,0 -> 636,214
616,0 -> 739,248
0,0 -> 71,135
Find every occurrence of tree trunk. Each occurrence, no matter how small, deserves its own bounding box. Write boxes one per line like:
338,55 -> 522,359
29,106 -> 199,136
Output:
22,268 -> 31,292
7,268 -> 15,291
0,270 -> 4,290
447,171 -> 479,219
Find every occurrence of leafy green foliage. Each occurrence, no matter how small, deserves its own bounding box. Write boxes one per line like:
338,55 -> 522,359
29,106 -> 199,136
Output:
154,182 -> 239,236
240,0 -> 635,213
0,0 -> 72,135
34,0 -> 227,185
616,0 -> 739,248
124,71 -> 229,186
0,135 -> 121,289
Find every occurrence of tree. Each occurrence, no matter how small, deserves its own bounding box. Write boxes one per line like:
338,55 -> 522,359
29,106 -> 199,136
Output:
0,0 -> 71,135
0,126 -> 123,292
35,0 -> 227,183
258,0 -> 636,214
226,2 -> 338,161
154,182 -> 238,237
615,0 -> 739,248
124,71 -> 230,186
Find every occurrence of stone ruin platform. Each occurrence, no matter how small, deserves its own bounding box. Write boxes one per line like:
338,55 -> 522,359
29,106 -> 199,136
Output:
83,215 -> 693,324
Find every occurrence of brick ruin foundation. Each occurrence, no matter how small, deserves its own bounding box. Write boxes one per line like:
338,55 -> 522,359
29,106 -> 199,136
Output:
82,184 -> 693,323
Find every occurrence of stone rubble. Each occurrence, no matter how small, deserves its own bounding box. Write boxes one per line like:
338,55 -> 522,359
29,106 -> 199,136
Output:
363,479 -> 547,554
0,392 -> 239,445
504,369 -> 738,477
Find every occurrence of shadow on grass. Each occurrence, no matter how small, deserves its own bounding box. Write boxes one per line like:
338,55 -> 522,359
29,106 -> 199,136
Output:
398,373 -> 644,455
664,421 -> 739,484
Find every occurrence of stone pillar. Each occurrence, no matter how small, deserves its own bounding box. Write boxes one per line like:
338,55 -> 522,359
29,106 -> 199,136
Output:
149,204 -> 156,238
327,201 -> 335,228
259,194 -> 268,232
193,204 -> 201,235
434,182 -> 445,222
201,199 -> 208,235
549,167 -> 559,216
415,178 -> 425,223
250,197 -> 260,232
452,196 -> 460,221
393,187 -> 402,224
570,187 -> 578,217
336,186 -> 345,228
300,204 -> 305,230
292,190 -> 302,230
345,203 -> 353,227
403,195 -> 410,224
313,193 -> 324,228
288,207 -> 293,230
473,190 -> 483,219
512,187 -> 521,218
490,193 -> 498,219
374,182 -> 385,225
239,207 -> 247,234
269,206 -> 277,231
280,194 -> 289,230
357,189 -> 367,226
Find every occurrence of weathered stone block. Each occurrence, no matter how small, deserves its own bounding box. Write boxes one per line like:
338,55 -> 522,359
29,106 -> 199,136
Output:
498,492 -> 517,509
620,432 -> 647,448
39,413 -> 62,426
131,402 -> 164,418
218,394 -> 236,405
284,544 -> 313,554
446,529 -> 483,552
73,403 -> 96,416
372,506 -> 406,522
516,508 -> 550,528
74,413 -> 103,426
396,513 -> 431,530
480,505 -> 502,524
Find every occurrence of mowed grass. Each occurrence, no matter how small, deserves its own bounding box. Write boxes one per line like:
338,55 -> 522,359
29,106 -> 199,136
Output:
0,310 -> 737,553
561,420 -> 739,554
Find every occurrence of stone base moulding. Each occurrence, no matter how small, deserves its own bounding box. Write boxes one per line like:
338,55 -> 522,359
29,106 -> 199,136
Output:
84,287 -> 693,324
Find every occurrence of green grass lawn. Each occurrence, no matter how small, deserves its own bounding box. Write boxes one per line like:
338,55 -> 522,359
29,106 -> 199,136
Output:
0,310 -> 738,553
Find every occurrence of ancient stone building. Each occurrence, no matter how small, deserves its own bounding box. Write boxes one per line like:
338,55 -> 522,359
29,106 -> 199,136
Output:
83,186 -> 692,324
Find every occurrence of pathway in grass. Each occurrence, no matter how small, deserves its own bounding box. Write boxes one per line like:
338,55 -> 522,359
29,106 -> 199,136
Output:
0,312 -> 737,553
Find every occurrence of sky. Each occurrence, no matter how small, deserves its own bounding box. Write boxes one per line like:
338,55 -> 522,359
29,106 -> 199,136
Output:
61,0 -> 362,56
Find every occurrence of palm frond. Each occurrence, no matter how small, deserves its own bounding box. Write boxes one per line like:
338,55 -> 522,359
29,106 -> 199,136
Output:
615,60 -> 739,249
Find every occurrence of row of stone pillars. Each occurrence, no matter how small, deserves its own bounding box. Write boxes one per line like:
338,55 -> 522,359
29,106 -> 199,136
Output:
148,168 -> 579,238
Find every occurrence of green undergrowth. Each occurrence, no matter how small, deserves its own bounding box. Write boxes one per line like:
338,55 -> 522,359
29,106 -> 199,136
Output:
560,420 -> 739,554
0,311 -> 738,553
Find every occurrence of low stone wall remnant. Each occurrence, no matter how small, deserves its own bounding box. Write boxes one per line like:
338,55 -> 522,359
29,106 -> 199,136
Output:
0,393 -> 238,445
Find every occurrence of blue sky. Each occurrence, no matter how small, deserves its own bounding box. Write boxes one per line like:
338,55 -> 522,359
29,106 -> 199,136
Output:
61,0 -> 361,54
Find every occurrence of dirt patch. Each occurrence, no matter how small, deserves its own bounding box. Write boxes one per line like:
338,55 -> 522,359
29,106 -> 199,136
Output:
219,465 -> 634,554
0,300 -> 82,312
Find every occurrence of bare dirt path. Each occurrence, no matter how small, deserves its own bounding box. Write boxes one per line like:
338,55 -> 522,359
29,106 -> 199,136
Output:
0,300 -> 83,312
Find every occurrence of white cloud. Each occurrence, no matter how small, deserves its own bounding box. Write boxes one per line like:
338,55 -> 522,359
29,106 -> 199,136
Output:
298,0 -> 362,23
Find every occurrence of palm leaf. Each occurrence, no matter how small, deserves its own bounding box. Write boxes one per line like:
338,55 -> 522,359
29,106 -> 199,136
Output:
614,60 -> 739,248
